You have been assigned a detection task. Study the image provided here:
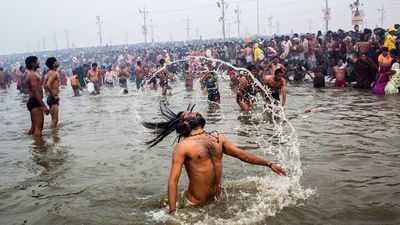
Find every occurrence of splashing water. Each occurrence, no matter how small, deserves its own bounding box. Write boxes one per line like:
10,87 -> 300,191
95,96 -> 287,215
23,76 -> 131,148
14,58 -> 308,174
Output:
146,56 -> 314,225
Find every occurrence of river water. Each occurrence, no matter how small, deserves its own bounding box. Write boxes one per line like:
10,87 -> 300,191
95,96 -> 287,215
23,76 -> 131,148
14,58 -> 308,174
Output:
0,79 -> 399,225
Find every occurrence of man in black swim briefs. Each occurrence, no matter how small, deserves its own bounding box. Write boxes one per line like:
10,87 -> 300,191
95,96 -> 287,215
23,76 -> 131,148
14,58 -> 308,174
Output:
45,57 -> 60,128
24,56 -> 49,137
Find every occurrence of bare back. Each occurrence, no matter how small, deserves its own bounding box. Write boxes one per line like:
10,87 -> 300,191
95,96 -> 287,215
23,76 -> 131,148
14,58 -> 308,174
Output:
179,133 -> 224,203
26,72 -> 40,97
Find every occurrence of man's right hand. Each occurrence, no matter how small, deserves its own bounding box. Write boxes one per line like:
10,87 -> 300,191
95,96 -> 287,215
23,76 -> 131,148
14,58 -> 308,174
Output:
270,163 -> 287,176
43,107 -> 50,115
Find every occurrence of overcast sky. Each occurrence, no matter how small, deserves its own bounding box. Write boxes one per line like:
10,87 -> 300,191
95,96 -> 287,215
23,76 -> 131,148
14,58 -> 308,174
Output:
1,0 -> 399,54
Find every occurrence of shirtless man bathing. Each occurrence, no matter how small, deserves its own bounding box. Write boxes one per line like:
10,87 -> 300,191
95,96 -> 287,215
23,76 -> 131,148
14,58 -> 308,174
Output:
24,56 -> 49,137
87,63 -> 100,94
45,57 -> 61,128
143,103 -> 287,215
263,68 -> 288,106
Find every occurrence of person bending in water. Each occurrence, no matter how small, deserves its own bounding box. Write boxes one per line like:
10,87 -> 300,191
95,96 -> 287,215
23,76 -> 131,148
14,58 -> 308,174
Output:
331,59 -> 347,87
236,72 -> 254,112
203,71 -> 220,104
45,57 -> 60,128
24,56 -> 49,137
157,59 -> 170,96
143,104 -> 287,215
263,69 -> 287,106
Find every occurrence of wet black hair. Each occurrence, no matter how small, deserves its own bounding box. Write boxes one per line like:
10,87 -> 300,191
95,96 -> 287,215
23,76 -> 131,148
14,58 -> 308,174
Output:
246,64 -> 256,72
25,56 -> 38,70
275,68 -> 284,75
45,57 -> 57,70
92,63 -> 98,68
159,58 -> 165,65
142,103 -> 206,148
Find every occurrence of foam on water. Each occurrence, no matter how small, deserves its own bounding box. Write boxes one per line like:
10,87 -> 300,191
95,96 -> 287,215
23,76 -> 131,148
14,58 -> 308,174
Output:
146,56 -> 314,224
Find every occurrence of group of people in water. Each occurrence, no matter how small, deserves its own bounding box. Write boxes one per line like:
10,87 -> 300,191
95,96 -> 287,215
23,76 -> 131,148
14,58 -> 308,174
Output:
1,23 -> 400,215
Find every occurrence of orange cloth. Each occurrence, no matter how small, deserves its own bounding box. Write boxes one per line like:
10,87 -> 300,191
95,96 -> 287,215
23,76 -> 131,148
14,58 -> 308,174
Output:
378,54 -> 393,67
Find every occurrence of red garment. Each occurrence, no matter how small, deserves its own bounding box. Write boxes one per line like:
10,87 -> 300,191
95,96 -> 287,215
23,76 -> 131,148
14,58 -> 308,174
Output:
335,80 -> 346,87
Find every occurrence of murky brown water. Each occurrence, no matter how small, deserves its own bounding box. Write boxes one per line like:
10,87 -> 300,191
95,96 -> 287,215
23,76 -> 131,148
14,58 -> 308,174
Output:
1,80 -> 400,225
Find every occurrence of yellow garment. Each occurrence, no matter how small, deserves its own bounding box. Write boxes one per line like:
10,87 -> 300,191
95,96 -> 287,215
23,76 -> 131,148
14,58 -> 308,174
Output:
384,34 -> 396,50
254,47 -> 264,62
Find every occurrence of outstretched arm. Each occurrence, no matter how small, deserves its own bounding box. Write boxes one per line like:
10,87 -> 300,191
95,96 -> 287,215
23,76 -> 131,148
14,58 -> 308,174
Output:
221,135 -> 286,176
168,144 -> 185,215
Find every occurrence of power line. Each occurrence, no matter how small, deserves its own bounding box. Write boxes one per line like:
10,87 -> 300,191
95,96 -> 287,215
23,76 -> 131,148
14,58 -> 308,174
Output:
96,16 -> 103,47
267,16 -> 273,36
186,17 -> 191,41
256,0 -> 260,35
139,7 -> 149,43
217,0 -> 227,40
234,5 -> 241,38
322,0 -> 331,33
378,4 -> 385,27
150,19 -> 155,44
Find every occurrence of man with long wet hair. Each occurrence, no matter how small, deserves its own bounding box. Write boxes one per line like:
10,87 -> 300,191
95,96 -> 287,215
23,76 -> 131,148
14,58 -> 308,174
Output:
143,103 -> 287,215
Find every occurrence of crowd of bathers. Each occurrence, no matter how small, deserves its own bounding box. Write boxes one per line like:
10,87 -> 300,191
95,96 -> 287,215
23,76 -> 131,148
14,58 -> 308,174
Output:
1,24 -> 400,96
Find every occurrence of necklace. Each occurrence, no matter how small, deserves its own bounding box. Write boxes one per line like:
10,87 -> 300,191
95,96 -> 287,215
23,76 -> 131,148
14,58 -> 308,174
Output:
189,130 -> 205,137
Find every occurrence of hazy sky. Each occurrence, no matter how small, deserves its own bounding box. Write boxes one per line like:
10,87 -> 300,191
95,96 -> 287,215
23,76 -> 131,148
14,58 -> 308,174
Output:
1,0 -> 399,54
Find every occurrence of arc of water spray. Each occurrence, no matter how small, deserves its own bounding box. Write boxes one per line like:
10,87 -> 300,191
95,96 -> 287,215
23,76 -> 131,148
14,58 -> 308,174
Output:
147,56 -> 290,125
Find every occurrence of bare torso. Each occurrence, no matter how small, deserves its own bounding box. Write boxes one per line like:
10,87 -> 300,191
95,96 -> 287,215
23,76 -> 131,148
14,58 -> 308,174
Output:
88,69 -> 99,82
46,70 -> 60,97
135,65 -> 143,80
333,66 -> 346,81
264,75 -> 284,93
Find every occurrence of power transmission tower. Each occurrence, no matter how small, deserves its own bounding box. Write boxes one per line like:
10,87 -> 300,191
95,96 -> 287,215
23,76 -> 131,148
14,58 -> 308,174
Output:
234,5 -> 241,38
377,4 -> 385,27
267,16 -> 273,36
53,32 -> 58,51
64,30 -> 70,49
96,16 -> 103,47
217,0 -> 228,40
256,0 -> 260,35
139,7 -> 149,43
322,0 -> 331,33
186,17 -> 191,41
